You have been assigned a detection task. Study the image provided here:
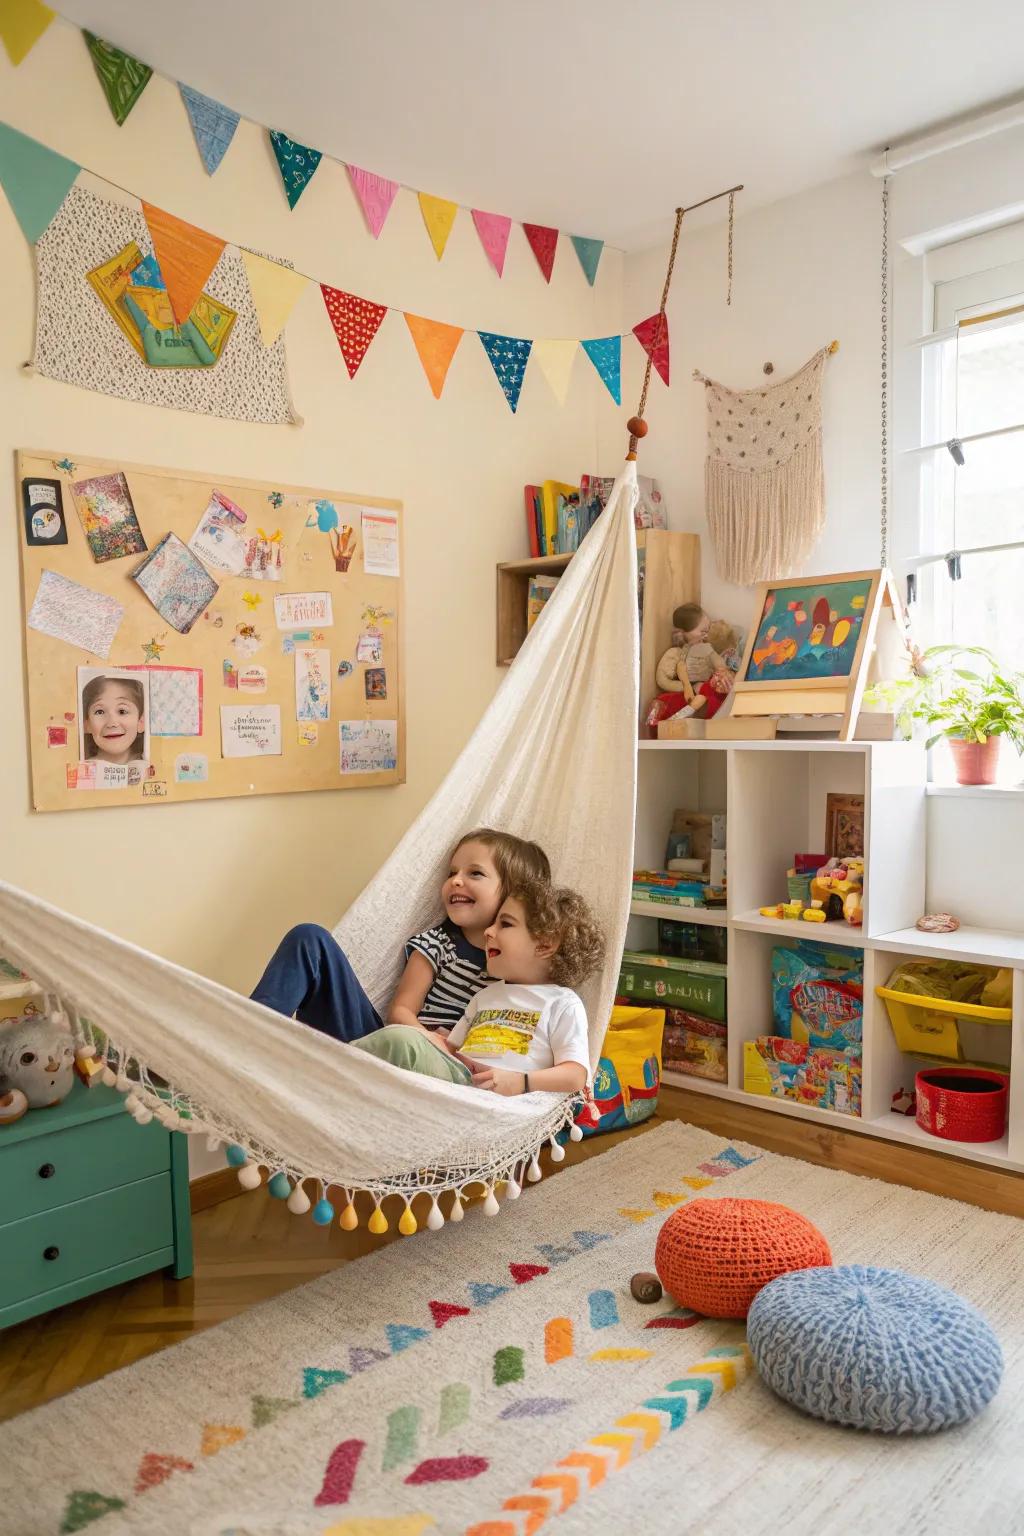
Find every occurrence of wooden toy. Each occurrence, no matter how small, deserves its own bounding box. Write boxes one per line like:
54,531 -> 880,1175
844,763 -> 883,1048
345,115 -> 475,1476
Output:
631,1271 -> 663,1303
809,857 -> 864,924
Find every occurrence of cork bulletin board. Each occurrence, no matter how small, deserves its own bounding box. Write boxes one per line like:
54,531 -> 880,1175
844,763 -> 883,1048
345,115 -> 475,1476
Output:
17,449 -> 404,812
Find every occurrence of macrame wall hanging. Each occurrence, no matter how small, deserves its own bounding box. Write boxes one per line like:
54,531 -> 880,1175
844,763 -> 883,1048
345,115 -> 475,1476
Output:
694,343 -> 838,585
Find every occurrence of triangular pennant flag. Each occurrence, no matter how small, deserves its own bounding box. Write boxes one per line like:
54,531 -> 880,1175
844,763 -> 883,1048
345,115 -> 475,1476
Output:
250,1394 -> 301,1428
632,310 -> 670,386
471,209 -> 512,277
467,1281 -> 510,1307
242,250 -> 308,347
348,1345 -> 390,1373
428,1300 -> 471,1329
477,331 -> 532,413
200,1424 -> 246,1456
418,192 -> 457,259
581,335 -> 622,404
83,31 -> 152,126
386,1322 -> 430,1353
0,0 -> 54,66
509,1262 -> 549,1284
321,284 -> 388,379
652,1191 -> 686,1209
133,1453 -> 193,1495
571,235 -> 604,286
347,165 -> 399,239
0,122 -> 79,243
404,312 -> 463,399
60,1490 -> 127,1533
302,1367 -> 350,1399
142,202 -> 226,327
269,129 -> 322,209
532,338 -> 578,406
522,222 -> 558,283
179,84 -> 240,175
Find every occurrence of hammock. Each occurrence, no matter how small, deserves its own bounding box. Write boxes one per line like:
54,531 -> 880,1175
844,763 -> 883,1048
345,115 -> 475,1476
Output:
0,464 -> 640,1232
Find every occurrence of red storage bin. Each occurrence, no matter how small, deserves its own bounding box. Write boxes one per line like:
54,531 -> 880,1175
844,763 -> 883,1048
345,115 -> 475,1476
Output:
915,1066 -> 1008,1143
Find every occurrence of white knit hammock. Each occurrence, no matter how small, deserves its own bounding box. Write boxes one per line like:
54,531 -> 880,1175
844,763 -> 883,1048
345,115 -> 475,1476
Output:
0,465 -> 639,1234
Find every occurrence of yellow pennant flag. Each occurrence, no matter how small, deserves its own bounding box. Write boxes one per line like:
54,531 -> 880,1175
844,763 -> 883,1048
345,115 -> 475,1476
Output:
532,338 -> 578,405
241,250 -> 308,347
1,0 -> 55,65
418,192 -> 458,261
404,313 -> 463,399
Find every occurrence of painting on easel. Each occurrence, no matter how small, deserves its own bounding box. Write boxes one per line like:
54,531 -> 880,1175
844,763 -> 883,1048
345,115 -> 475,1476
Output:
743,575 -> 875,684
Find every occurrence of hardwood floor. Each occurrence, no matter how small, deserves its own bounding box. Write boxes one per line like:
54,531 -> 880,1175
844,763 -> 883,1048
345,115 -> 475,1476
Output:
2,1087 -> 1021,1424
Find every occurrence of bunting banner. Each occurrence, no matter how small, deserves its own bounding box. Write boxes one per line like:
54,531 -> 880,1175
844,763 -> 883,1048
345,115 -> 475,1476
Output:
179,85 -> 240,176
478,331 -> 532,413
404,313 -> 463,399
633,310 -> 670,386
83,30 -> 152,126
472,209 -> 512,277
532,337 -> 578,406
582,334 -> 622,405
269,129 -> 322,209
142,202 -> 227,326
570,234 -> 604,287
0,120 -> 79,243
321,284 -> 387,379
241,250 -> 308,347
347,165 -> 399,239
418,192 -> 457,260
522,222 -> 558,283
0,0 -> 54,67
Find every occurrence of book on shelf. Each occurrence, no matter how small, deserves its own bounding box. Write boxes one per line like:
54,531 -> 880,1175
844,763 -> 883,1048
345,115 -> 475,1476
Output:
523,485 -> 541,558
620,949 -> 727,978
526,575 -> 559,632
632,891 -> 704,908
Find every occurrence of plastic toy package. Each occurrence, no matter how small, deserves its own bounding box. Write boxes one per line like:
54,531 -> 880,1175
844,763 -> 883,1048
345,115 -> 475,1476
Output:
744,1035 -> 862,1117
772,940 -> 863,1051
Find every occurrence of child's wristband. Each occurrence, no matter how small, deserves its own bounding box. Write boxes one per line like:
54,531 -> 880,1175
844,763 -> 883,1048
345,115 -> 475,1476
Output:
523,1073 -> 529,1094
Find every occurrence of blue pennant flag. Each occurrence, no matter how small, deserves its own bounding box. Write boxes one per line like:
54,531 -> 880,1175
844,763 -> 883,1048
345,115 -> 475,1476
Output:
269,129 -> 323,209
582,335 -> 621,404
478,331 -> 533,413
0,122 -> 80,244
571,235 -> 604,287
180,84 -> 240,175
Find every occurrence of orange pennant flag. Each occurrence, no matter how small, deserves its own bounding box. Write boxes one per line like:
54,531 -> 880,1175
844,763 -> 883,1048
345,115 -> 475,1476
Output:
141,201 -> 226,327
404,313 -> 463,399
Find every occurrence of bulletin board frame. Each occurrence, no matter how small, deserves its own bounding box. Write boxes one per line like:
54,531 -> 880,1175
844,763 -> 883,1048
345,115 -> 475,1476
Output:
16,449 -> 405,812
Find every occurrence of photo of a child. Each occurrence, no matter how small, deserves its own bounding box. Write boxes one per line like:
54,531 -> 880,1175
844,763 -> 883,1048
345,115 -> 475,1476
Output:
78,668 -> 150,767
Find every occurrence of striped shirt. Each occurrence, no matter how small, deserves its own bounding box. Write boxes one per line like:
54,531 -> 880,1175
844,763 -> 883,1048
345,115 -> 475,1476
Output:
406,920 -> 489,1027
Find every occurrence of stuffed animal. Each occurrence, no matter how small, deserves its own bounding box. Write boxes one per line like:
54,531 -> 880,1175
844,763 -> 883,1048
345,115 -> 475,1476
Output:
0,1013 -> 76,1109
647,604 -> 735,729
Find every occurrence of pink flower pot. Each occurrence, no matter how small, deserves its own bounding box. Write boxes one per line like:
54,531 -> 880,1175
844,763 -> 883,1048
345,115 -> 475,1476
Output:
948,735 -> 1001,786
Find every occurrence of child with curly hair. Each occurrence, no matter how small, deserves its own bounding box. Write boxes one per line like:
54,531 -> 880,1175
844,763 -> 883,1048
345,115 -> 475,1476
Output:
353,878 -> 604,1096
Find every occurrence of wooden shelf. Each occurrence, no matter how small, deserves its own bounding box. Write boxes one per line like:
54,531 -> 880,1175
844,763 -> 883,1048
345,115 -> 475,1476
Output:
730,910 -> 866,948
630,900 -> 727,924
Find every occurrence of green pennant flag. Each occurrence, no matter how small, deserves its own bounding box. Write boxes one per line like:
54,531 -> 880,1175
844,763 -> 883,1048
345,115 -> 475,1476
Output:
0,122 -> 80,243
83,30 -> 152,125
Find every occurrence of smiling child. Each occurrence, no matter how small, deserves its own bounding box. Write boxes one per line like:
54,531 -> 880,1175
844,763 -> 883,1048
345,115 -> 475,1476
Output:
81,675 -> 147,764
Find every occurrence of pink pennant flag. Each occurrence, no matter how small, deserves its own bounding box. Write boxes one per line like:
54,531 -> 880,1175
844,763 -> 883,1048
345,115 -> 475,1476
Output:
633,311 -> 670,386
347,165 -> 399,239
472,209 -> 512,278
522,222 -> 558,283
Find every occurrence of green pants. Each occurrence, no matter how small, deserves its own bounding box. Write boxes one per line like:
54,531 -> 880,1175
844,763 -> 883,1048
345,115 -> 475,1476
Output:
353,1025 -> 473,1085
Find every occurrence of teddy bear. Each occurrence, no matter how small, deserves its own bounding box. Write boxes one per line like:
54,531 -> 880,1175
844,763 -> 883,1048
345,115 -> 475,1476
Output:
646,604 -> 737,729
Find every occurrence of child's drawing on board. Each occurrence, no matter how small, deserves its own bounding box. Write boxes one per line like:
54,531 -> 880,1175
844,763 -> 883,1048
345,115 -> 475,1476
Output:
78,668 -> 150,766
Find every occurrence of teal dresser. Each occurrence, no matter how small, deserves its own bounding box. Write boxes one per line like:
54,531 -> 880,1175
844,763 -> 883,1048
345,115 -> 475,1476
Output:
0,1079 -> 193,1329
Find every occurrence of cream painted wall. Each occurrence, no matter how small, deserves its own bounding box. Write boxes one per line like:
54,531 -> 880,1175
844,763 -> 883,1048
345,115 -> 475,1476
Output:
0,26 -> 624,1000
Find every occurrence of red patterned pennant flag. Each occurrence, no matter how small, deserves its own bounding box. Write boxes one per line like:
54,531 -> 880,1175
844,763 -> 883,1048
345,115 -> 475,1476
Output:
347,165 -> 399,239
471,209 -> 512,277
141,202 -> 225,327
522,222 -> 558,283
321,284 -> 387,379
632,310 -> 670,386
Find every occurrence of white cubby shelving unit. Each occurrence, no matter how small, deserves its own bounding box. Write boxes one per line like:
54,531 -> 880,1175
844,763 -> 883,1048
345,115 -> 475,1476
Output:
630,738 -> 1024,1174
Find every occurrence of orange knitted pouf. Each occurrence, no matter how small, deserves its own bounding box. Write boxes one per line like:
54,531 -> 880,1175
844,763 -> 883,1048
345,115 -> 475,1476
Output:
654,1197 -> 832,1319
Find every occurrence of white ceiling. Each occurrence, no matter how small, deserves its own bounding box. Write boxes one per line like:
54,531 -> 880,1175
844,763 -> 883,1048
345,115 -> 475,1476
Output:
57,0 -> 1024,249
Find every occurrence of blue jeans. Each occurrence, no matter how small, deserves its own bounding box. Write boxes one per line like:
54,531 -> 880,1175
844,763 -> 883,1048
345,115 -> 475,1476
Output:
251,923 -> 382,1044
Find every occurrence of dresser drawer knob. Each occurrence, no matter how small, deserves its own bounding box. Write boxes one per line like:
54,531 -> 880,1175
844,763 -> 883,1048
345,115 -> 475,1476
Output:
38,1163 -> 55,1179
43,1246 -> 60,1261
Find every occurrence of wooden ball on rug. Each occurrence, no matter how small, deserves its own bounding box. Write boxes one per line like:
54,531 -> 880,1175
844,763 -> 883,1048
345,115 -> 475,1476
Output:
654,1197 -> 832,1319
630,1271 -> 663,1304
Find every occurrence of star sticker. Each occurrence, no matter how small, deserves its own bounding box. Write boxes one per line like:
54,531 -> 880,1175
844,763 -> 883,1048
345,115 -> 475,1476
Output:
267,491 -> 284,509
54,458 -> 76,474
142,637 -> 165,662
242,591 -> 262,610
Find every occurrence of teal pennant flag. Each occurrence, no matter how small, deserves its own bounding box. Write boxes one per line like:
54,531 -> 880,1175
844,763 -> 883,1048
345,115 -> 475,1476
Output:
571,235 -> 604,286
0,121 -> 80,243
269,129 -> 322,209
180,85 -> 240,175
581,334 -> 622,404
478,331 -> 532,413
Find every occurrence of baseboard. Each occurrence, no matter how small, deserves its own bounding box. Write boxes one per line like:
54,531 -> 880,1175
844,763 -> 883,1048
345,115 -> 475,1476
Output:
190,1166 -> 242,1212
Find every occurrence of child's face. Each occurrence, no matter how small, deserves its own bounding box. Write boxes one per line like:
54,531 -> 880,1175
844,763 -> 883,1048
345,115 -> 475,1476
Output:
86,682 -> 144,763
442,840 -> 503,933
483,897 -> 555,984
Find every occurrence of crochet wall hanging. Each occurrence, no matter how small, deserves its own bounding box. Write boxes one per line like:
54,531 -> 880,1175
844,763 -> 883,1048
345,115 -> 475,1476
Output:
693,343 -> 838,586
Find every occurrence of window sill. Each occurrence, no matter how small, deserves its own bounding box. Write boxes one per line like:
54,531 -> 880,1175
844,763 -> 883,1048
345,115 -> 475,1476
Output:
926,783 -> 1024,800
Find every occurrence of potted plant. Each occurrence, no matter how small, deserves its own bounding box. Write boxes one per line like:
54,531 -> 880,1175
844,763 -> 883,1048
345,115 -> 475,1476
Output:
865,645 -> 1024,785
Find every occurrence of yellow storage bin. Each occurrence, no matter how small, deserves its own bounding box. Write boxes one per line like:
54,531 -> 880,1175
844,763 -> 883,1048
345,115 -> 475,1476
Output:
876,985 -> 1011,1062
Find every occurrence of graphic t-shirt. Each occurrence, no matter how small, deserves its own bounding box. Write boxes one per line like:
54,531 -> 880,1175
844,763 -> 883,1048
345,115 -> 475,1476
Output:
446,982 -> 591,1079
405,920 -> 489,1028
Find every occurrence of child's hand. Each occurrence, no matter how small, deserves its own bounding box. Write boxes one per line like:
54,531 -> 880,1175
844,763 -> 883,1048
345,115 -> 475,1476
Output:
470,1066 -> 526,1096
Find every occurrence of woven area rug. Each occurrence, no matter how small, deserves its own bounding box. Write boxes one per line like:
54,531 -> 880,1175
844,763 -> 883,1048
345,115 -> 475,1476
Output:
3,1121 -> 1024,1536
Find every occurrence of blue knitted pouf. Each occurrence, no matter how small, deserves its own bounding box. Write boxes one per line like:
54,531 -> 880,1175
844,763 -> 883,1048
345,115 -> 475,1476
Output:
748,1264 -> 1003,1434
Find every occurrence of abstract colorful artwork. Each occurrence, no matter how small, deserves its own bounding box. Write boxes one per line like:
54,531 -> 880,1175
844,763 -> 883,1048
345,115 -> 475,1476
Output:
744,576 -> 874,683
130,532 -> 218,634
71,471 -> 147,563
